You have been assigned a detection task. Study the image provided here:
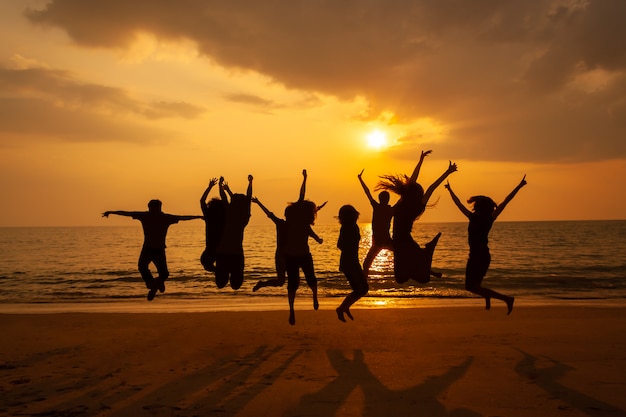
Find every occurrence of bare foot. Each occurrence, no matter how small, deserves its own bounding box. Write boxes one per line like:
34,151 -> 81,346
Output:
289,310 -> 295,326
506,297 -> 514,315
345,309 -> 354,321
485,296 -> 491,310
313,295 -> 319,310
336,307 -> 346,322
253,281 -> 262,292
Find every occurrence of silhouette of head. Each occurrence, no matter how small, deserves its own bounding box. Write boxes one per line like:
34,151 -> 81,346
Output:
285,200 -> 317,225
147,199 -> 162,213
468,195 -> 496,214
378,191 -> 390,205
338,205 -> 359,224
228,193 -> 251,224
206,198 -> 226,218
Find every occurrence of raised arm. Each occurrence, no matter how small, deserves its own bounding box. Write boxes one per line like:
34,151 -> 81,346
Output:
223,182 -> 234,198
219,177 -> 229,202
246,174 -> 253,199
252,197 -> 280,224
252,197 -> 272,217
358,169 -> 376,205
493,175 -> 527,219
423,161 -> 458,205
200,178 -> 218,209
444,181 -> 472,219
298,169 -> 307,201
409,150 -> 433,183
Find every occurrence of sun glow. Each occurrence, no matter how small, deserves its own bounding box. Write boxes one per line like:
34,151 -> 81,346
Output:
366,129 -> 388,150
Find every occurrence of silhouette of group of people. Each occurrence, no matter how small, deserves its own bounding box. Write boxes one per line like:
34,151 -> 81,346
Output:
103,150 -> 527,324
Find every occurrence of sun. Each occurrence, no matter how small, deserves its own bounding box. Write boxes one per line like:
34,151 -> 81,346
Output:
366,129 -> 388,150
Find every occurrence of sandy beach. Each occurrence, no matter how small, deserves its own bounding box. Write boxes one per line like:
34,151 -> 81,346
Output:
1,305 -> 625,417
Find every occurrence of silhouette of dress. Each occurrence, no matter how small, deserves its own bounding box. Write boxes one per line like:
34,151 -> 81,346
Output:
392,196 -> 440,284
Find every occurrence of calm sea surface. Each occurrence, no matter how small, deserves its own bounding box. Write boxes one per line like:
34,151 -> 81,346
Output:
1,220 -> 625,311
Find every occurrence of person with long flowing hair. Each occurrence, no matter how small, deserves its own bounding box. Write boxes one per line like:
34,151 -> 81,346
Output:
284,170 -> 324,325
376,150 -> 457,284
251,170 -> 322,292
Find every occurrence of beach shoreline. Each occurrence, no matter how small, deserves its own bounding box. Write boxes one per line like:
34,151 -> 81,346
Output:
1,305 -> 625,416
0,296 -> 624,314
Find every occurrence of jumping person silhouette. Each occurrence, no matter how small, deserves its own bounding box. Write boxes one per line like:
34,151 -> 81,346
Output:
377,150 -> 457,284
335,205 -> 368,322
102,200 -> 202,301
445,175 -> 527,314
358,169 -> 394,279
199,177 -> 226,272
251,170 -> 321,292
284,169 -> 324,325
215,175 -> 253,290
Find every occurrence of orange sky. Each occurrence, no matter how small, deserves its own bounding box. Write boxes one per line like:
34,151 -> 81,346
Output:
1,0 -> 625,226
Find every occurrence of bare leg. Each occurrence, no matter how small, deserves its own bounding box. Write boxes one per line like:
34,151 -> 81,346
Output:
336,293 -> 359,322
468,286 -> 514,314
430,270 -> 442,278
362,246 -> 380,279
313,288 -> 319,310
288,291 -> 296,325
253,277 -> 285,292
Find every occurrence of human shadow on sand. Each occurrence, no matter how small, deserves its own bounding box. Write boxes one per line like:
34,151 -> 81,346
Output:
284,350 -> 481,417
109,345 -> 302,416
23,345 -> 301,417
514,349 -> 624,416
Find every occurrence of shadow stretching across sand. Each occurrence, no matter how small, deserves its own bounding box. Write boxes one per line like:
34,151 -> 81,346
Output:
514,349 -> 624,416
284,350 -> 481,417
106,345 -> 302,416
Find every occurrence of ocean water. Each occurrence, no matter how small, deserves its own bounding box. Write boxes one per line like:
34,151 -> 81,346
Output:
0,220 -> 625,311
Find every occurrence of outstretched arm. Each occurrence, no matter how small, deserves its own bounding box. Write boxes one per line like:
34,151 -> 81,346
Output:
299,169 -> 307,201
444,181 -> 472,218
102,210 -> 139,218
176,215 -> 203,221
423,161 -> 458,205
358,169 -> 376,205
409,150 -> 433,183
494,175 -> 527,219
200,178 -> 218,209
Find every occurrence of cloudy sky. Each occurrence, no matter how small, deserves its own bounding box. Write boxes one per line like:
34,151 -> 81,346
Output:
1,0 -> 625,226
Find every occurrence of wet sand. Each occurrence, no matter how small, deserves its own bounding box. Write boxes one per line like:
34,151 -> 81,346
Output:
1,305 -> 625,416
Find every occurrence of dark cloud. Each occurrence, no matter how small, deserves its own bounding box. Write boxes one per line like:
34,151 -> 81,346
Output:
0,97 -> 170,145
24,0 -> 626,162
0,67 -> 205,120
0,64 -> 204,144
